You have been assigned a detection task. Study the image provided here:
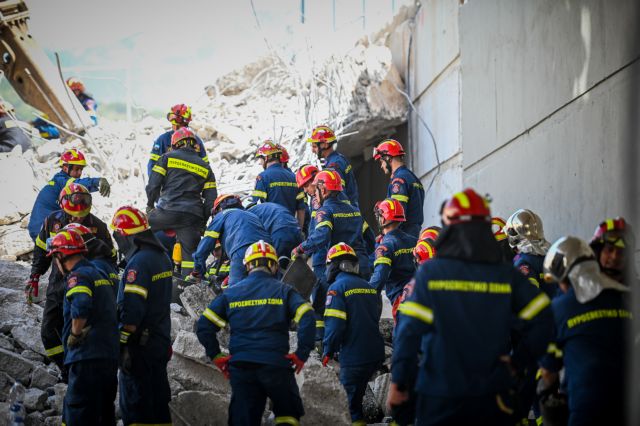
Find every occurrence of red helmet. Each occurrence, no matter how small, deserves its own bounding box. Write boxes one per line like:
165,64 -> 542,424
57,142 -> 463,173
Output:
414,240 -> 436,265
243,240 -> 278,266
590,217 -> 629,249
492,217 -> 508,242
46,230 -> 87,258
255,140 -> 282,161
171,127 -> 197,149
442,188 -> 491,224
307,125 -> 336,144
419,226 -> 441,243
59,149 -> 87,167
313,170 -> 343,192
374,198 -> 406,226
296,164 -> 319,188
373,139 -> 405,160
167,103 -> 192,126
277,144 -> 289,164
63,223 -> 95,244
326,242 -> 357,263
59,183 -> 92,218
66,77 -> 85,93
213,194 -> 242,213
110,206 -> 150,236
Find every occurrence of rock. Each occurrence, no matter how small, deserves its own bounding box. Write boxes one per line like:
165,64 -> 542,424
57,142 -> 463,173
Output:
172,331 -> 208,364
30,367 -> 58,391
0,372 -> 14,402
170,303 -> 184,314
0,261 -> 36,292
168,377 -> 184,397
379,318 -> 394,344
297,356 -> 351,425
36,141 -> 65,164
46,383 -> 66,415
0,334 -> 15,351
169,390 -> 229,426
24,388 -> 47,412
0,225 -> 33,258
0,347 -> 36,385
43,416 -> 62,426
0,288 -> 43,333
25,411 -> 45,426
371,373 -> 391,417
170,311 -> 194,343
20,350 -> 44,363
167,353 -> 229,394
0,401 -> 11,425
362,383 -> 384,423
179,285 -> 215,321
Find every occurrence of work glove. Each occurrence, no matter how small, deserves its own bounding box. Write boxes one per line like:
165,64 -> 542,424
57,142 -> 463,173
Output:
285,353 -> 305,374
220,276 -> 229,290
119,329 -> 134,375
98,178 -> 111,197
25,273 -> 40,304
322,354 -> 331,367
67,325 -> 92,349
213,353 -> 231,379
291,245 -> 305,261
145,205 -> 155,215
185,272 -> 201,284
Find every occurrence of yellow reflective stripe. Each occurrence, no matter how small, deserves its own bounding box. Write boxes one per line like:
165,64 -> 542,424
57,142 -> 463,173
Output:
315,220 -> 333,230
203,181 -> 217,189
152,165 -> 166,176
269,181 -> 297,188
294,303 -> 313,323
352,420 -> 366,426
202,155 -> 209,162
324,308 -> 347,320
167,158 -> 209,178
204,230 -> 220,239
528,277 -> 540,288
152,271 -> 172,281
311,211 -> 317,218
181,261 -> 195,268
124,284 -> 148,299
547,343 -> 563,358
518,293 -> 551,320
374,256 -> 392,266
275,416 -> 299,426
94,279 -> 111,287
220,265 -> 230,272
35,235 -> 47,250
252,190 -> 267,199
45,345 -> 64,357
48,180 -> 55,186
340,179 -> 346,186
315,320 -> 325,328
496,394 -> 514,415
203,308 -> 227,328
149,153 -> 160,161
345,164 -> 352,174
296,192 -> 305,200
391,194 -> 409,202
362,221 -> 369,232
398,301 -> 433,324
66,286 -> 93,298
536,416 -> 543,425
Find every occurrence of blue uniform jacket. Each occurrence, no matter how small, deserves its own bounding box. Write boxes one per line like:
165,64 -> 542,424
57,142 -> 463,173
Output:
28,171 -> 101,240
539,287 -> 630,419
62,258 -> 119,364
392,258 -> 553,397
250,202 -> 303,248
323,271 -> 384,367
196,271 -> 316,367
147,130 -> 207,176
91,257 -> 119,297
193,209 -> 271,275
324,150 -> 359,207
251,163 -> 305,216
514,253 -> 559,299
117,244 -> 173,361
369,228 -> 417,303
387,166 -> 424,237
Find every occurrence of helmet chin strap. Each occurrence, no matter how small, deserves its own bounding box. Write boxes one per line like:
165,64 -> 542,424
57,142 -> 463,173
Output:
54,255 -> 70,275
382,156 -> 392,175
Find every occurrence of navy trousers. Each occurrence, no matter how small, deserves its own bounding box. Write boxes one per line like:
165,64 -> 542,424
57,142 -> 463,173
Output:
63,359 -> 117,426
339,361 -> 381,422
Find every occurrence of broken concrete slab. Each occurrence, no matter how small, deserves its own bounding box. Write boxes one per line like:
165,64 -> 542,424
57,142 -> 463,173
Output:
0,372 -> 13,402
363,383 -> 385,424
167,353 -> 230,395
0,347 -> 36,385
29,367 -> 58,391
12,325 -> 46,356
297,356 -> 351,425
172,331 -> 209,364
24,388 -> 48,412
170,311 -> 194,343
25,411 -> 45,426
371,372 -> 391,417
179,284 -> 215,321
169,390 -> 229,426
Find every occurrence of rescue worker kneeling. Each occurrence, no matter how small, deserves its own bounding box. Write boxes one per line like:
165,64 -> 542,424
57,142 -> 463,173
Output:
322,242 -> 384,425
47,230 -> 118,425
196,241 -> 316,426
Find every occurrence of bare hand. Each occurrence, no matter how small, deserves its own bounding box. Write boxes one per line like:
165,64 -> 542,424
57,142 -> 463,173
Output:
386,382 -> 409,411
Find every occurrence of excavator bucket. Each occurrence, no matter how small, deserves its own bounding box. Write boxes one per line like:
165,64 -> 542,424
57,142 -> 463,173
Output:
281,256 -> 317,300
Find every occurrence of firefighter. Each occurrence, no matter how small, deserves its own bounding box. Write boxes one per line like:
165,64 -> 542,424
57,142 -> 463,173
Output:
492,216 -> 515,263
28,149 -> 110,241
205,239 -> 231,292
252,140 -> 306,226
369,198 -> 417,319
111,206 -> 173,426
387,188 -> 553,425
539,236 -> 630,426
373,139 -> 425,238
66,77 -> 98,124
196,240 -> 315,425
146,127 -> 217,277
276,143 -> 291,170
589,217 -> 635,285
322,242 -> 384,424
0,100 -> 32,153
147,103 -> 208,176
307,125 -> 360,207
27,183 -> 114,375
192,194 -> 271,286
413,239 -> 436,266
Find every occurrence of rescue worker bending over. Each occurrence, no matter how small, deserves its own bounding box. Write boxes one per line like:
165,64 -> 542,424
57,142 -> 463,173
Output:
147,103 -> 208,176
28,183 -> 114,376
28,149 -> 110,241
205,239 -> 231,292
388,188 -> 553,425
539,236 -> 630,426
196,240 -> 315,425
66,77 -> 98,124
373,139 -> 425,237
589,217 -> 635,285
47,230 -> 118,425
252,140 -> 306,226
111,206 -> 173,426
369,198 -> 417,319
146,127 -> 217,277
322,242 -> 384,425
192,194 -> 271,286
307,125 -> 360,207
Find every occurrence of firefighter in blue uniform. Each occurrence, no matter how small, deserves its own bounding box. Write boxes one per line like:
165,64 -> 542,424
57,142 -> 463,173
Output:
369,198 -> 417,316
322,242 -> 384,425
252,140 -> 306,226
192,194 -> 271,286
245,200 -> 304,266
67,77 -> 98,124
111,206 -> 173,426
373,139 -> 424,237
46,230 -> 118,425
28,149 -> 110,241
146,127 -> 217,277
539,236 -> 630,426
196,240 -> 316,425
307,125 -> 360,207
388,188 -> 553,425
589,217 -> 635,285
147,103 -> 208,176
